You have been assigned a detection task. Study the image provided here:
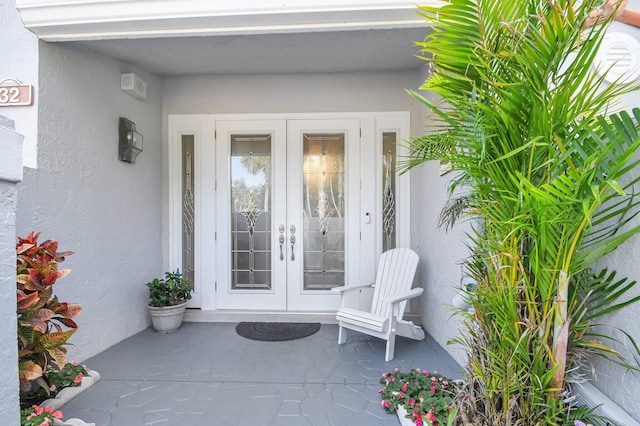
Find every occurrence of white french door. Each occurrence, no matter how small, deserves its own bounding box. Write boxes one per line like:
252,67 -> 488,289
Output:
168,112 -> 410,312
215,119 -> 359,310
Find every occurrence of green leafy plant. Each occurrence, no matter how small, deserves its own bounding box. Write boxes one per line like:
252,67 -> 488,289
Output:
44,362 -> 88,398
16,232 -> 82,406
380,369 -> 460,425
404,0 -> 640,424
146,271 -> 193,307
21,404 -> 64,426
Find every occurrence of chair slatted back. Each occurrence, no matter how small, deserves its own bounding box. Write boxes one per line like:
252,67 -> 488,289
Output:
370,248 -> 419,318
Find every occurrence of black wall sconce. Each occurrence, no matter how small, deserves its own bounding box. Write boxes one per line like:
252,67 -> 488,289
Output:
118,117 -> 143,163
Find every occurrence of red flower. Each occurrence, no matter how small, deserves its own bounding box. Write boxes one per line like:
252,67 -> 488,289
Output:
412,411 -> 423,426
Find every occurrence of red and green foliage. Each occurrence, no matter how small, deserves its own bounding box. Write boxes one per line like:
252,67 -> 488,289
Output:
16,231 -> 82,402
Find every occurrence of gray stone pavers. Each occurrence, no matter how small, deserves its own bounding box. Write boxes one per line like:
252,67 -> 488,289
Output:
61,322 -> 462,425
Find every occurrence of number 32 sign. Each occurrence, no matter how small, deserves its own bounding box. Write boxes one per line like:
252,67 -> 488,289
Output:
0,79 -> 33,107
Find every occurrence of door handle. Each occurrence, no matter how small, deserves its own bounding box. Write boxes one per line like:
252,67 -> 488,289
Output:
290,225 -> 296,261
278,225 -> 285,261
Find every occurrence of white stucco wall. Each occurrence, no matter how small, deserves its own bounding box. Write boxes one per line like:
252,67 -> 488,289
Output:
0,0 -> 39,168
16,41 -> 164,363
583,12 -> 640,422
583,6 -> 640,420
162,71 -> 422,115
410,66 -> 470,365
0,117 -> 23,426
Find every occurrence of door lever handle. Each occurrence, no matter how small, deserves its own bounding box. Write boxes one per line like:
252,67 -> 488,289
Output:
289,225 -> 296,261
279,225 -> 285,260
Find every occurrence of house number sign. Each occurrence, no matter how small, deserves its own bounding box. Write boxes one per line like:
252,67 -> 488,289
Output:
0,79 -> 33,107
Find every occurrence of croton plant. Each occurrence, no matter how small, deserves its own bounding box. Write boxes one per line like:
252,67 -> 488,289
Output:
16,231 -> 82,402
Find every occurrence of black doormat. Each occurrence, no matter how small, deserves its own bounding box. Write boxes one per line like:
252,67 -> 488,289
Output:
235,322 -> 321,342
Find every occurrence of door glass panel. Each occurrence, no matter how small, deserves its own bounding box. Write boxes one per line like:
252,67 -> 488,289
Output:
230,134 -> 272,290
382,132 -> 397,252
181,135 -> 195,287
302,133 -> 345,290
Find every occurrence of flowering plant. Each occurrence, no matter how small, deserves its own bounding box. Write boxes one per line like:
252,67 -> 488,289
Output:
45,362 -> 88,398
21,361 -> 88,408
380,368 -> 460,426
20,404 -> 63,426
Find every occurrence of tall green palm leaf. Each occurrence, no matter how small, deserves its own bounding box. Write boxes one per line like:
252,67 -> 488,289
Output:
407,0 -> 640,424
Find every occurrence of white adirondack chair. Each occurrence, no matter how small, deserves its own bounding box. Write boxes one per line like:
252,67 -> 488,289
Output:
332,248 -> 425,361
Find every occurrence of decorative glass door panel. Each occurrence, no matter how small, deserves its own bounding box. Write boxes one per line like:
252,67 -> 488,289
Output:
302,133 -> 345,291
230,134 -> 272,290
216,120 -> 287,310
181,135 -> 196,288
382,132 -> 397,252
287,119 -> 360,311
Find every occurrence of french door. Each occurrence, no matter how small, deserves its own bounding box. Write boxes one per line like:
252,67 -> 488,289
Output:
215,119 -> 359,310
168,113 -> 410,312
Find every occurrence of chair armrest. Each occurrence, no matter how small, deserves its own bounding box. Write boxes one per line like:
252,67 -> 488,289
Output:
383,287 -> 423,304
331,282 -> 375,293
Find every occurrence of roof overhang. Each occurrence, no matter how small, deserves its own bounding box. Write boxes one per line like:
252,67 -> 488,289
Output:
16,0 -> 438,41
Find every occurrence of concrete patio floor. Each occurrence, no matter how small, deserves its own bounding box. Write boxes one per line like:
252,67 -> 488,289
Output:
61,322 -> 463,426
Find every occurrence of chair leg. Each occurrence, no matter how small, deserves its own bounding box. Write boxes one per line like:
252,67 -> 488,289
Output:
385,334 -> 396,362
338,325 -> 347,345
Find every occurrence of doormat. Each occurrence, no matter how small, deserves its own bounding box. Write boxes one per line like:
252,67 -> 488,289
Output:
235,322 -> 321,342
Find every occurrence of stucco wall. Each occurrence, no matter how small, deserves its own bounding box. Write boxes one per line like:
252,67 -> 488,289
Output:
0,118 -> 23,426
16,42 -> 163,363
162,71 -> 421,115
0,0 -> 39,168
589,3 -> 640,418
410,66 -> 470,365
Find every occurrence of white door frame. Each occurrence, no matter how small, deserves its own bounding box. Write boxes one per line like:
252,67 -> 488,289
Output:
168,112 -> 410,311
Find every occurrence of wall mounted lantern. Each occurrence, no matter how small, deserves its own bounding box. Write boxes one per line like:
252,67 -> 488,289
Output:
118,117 -> 143,163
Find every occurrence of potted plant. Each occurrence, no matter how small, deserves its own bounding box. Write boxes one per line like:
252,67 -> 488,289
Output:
146,270 -> 193,333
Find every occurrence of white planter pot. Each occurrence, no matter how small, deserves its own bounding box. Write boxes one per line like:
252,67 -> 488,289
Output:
148,301 -> 187,333
396,405 -> 415,426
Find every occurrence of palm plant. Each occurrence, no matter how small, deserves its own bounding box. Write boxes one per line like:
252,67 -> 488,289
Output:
406,0 -> 640,424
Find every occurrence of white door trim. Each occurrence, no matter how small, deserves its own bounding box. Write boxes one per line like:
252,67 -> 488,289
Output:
168,111 -> 410,312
